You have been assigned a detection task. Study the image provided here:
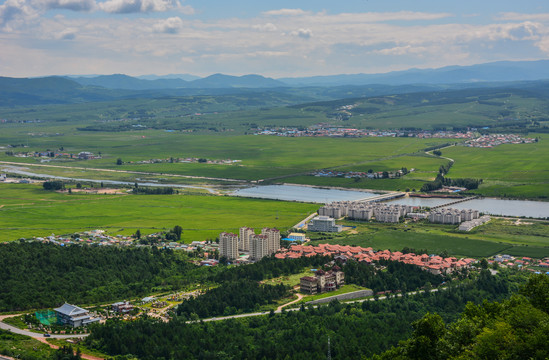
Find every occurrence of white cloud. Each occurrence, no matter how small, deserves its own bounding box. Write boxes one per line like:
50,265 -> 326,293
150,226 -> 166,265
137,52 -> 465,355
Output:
40,0 -> 96,12
153,16 -> 183,33
0,0 -> 36,28
56,27 -> 77,39
252,22 -> 277,32
263,8 -> 307,17
290,28 -> 312,38
498,13 -> 549,22
374,45 -> 427,56
98,0 -> 185,14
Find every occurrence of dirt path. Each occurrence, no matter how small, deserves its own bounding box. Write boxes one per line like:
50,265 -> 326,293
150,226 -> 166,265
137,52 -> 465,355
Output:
35,337 -> 104,360
277,293 -> 304,312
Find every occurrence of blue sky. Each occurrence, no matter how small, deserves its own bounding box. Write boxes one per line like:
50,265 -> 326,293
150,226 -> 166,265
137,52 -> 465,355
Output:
0,0 -> 548,77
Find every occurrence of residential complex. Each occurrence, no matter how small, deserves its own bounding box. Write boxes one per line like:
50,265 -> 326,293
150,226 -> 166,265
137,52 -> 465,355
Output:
319,201 -> 414,223
428,208 -> 480,225
277,244 -> 476,275
219,226 -> 281,262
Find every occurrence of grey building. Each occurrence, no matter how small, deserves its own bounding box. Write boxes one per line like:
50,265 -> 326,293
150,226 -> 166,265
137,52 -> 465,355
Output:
54,303 -> 100,327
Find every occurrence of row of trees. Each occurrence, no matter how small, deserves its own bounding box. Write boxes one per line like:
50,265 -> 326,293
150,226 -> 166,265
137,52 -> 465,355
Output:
420,173 -> 482,192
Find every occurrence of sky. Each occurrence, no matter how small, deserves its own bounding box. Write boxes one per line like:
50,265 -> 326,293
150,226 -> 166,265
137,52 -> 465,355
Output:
0,0 -> 548,78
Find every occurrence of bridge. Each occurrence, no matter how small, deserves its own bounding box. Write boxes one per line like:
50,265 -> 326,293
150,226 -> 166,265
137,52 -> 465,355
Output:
430,195 -> 478,209
354,191 -> 406,203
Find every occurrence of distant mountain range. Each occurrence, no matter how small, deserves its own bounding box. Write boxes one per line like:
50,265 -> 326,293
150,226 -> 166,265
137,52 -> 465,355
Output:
66,59 -> 549,90
69,73 -> 285,90
1,60 -> 549,107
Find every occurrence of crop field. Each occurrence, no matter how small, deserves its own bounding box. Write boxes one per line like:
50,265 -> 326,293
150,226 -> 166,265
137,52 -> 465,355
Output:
0,183 -> 318,242
0,127 -> 447,181
442,136 -> 549,198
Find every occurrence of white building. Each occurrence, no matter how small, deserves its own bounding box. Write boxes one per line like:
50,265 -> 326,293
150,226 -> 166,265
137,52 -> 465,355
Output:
219,232 -> 239,260
308,216 -> 343,232
251,234 -> 270,261
261,227 -> 281,254
239,227 -> 254,251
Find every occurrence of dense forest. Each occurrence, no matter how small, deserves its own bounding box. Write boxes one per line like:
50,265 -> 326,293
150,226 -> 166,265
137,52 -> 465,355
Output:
373,274 -> 549,360
0,242 -> 202,311
0,242 -> 328,312
177,279 -> 289,319
85,270 -> 519,360
344,260 -> 445,293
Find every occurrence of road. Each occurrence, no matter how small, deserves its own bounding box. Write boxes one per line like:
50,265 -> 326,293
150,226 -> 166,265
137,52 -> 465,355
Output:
0,161 -> 245,184
0,314 -> 89,339
192,288 -> 443,323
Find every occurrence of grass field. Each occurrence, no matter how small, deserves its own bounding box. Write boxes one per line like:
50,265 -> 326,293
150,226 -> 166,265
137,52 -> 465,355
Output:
442,136 -> 549,199
0,183 -> 317,242
0,329 -> 54,359
0,129 -> 447,181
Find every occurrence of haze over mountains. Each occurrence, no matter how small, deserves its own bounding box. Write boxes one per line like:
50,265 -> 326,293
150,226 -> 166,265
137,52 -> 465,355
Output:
1,60 -> 549,107
65,60 -> 549,90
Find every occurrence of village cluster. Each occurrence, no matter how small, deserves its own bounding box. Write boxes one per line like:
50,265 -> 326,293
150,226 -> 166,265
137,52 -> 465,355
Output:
312,168 -> 411,179
131,157 -> 241,165
5,150 -> 101,161
464,133 -> 536,147
254,125 -> 476,139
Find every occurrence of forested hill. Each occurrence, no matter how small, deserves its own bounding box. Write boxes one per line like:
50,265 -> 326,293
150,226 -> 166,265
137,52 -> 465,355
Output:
373,274 -> 549,360
0,242 -> 200,311
84,270 -> 521,359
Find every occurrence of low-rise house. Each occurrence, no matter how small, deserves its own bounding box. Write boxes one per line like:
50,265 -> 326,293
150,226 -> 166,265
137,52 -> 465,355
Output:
112,301 -> 133,313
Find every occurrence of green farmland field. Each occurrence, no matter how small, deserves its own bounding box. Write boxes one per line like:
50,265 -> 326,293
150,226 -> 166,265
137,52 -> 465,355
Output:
442,136 -> 549,198
0,183 -> 317,242
0,128 -> 447,181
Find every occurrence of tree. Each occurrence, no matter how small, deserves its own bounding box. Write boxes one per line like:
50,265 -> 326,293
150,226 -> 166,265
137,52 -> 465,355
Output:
480,258 -> 488,269
173,225 -> 183,241
520,274 -> 549,313
43,180 -> 64,191
116,158 -> 123,165
134,230 -> 141,239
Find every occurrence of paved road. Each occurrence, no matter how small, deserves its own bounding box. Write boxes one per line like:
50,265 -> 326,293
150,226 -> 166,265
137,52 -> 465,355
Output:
0,161 -> 245,184
0,315 -> 89,339
193,288 -> 443,323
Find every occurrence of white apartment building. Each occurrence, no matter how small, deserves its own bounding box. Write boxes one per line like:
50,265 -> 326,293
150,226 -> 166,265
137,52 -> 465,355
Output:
239,227 -> 254,251
251,234 -> 270,261
219,232 -> 239,260
261,227 -> 281,254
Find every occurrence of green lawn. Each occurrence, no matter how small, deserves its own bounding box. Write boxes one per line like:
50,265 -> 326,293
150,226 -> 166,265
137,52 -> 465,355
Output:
0,183 -> 317,242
